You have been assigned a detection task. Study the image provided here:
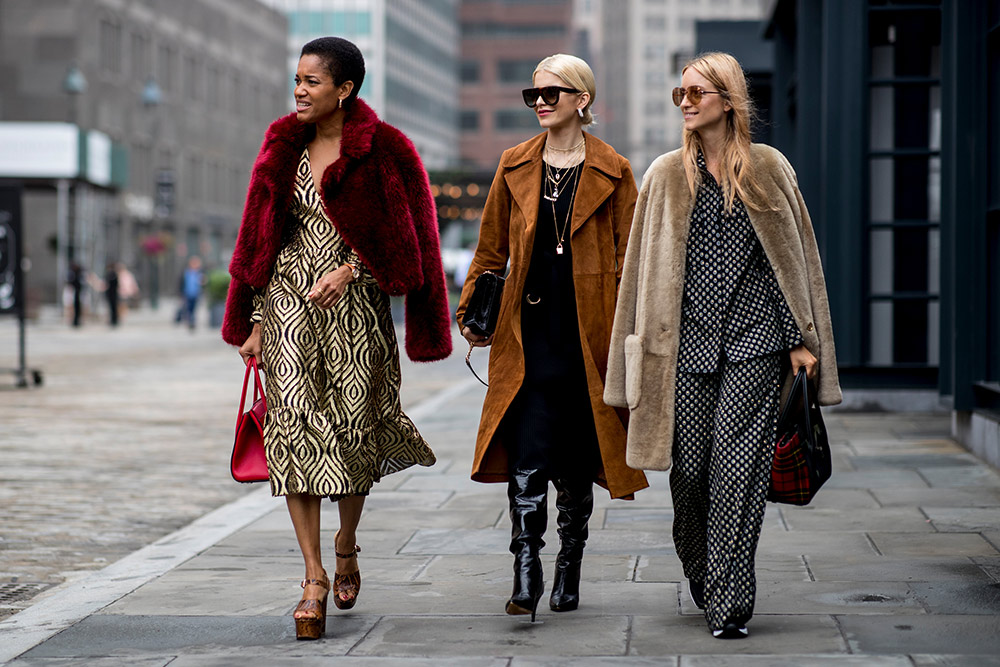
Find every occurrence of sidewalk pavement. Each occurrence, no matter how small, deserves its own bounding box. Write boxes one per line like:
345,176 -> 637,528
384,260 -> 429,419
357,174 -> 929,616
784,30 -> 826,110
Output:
2,316 -> 1000,664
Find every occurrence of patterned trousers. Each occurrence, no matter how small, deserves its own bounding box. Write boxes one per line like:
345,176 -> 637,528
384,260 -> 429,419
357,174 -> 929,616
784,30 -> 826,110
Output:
670,353 -> 783,630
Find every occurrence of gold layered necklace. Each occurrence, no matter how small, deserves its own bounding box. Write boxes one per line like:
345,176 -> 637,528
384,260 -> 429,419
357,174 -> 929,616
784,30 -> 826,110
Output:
543,138 -> 585,255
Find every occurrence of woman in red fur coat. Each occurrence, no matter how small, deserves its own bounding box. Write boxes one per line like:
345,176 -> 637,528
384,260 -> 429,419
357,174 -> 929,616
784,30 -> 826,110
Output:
222,37 -> 452,640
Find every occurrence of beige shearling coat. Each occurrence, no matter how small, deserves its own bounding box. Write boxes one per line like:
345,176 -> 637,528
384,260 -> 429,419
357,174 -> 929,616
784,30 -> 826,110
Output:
604,144 -> 842,471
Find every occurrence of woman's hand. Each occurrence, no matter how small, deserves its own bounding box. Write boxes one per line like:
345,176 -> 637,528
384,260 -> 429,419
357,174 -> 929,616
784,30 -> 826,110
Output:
307,265 -> 354,309
790,344 -> 818,380
239,323 -> 263,366
462,326 -> 492,347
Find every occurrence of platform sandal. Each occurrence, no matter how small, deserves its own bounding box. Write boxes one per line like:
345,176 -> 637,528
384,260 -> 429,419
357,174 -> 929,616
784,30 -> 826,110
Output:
294,572 -> 330,640
333,533 -> 362,610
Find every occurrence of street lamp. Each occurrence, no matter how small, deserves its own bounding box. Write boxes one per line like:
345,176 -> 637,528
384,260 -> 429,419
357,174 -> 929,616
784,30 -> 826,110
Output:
57,64 -> 88,305
141,76 -> 162,107
141,76 -> 164,308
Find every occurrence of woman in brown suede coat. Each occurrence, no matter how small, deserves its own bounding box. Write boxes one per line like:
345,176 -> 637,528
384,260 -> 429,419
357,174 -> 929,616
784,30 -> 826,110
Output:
456,54 -> 648,622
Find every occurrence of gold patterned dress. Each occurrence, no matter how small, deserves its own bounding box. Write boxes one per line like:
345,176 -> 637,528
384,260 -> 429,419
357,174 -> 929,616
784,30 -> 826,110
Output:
253,148 -> 436,498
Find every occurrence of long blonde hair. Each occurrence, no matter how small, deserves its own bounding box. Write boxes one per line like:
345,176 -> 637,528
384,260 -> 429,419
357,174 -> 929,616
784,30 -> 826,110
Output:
681,52 -> 768,212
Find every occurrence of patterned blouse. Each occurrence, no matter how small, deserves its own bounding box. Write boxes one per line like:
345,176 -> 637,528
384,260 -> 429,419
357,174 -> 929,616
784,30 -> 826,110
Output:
677,152 -> 803,374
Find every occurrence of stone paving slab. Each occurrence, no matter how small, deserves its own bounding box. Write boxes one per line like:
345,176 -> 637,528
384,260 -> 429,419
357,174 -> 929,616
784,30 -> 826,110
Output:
779,506 -> 935,532
627,614 -> 846,655
838,614 -> 1000,654
919,466 -> 1000,488
746,581 -> 925,616
15,614 -> 377,658
923,507 -> 1000,532
350,615 -> 631,656
822,469 -> 931,489
868,532 -> 999,558
907,580 -> 1000,615
806,556 -> 995,583
872,487 -> 1000,507
681,657 -> 913,667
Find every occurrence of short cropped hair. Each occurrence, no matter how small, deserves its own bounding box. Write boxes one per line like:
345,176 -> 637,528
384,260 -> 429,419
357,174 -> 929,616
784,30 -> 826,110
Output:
300,37 -> 365,105
532,54 -> 597,126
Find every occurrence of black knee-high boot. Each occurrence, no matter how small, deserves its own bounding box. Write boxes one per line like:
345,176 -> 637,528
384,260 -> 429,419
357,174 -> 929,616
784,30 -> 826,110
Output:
549,476 -> 594,612
506,467 -> 548,621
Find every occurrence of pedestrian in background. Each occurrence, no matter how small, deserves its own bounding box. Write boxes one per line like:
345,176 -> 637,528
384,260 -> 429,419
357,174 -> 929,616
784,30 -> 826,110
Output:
222,37 -> 452,641
181,256 -> 204,330
456,53 -> 648,622
605,51 -> 842,639
65,262 -> 84,327
104,262 -> 119,327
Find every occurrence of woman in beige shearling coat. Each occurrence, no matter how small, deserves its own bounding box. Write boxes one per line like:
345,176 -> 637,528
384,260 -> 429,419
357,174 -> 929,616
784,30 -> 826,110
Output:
605,52 -> 841,639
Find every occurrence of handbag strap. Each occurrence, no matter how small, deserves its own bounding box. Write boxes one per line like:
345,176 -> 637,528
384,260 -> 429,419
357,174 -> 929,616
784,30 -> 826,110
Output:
465,342 -> 489,387
238,357 -> 267,425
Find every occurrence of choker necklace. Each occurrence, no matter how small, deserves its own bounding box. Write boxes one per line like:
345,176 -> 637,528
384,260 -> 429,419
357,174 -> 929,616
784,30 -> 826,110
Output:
545,137 -> 585,153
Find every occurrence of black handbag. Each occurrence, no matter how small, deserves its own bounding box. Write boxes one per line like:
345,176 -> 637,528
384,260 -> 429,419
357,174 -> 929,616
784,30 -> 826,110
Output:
462,271 -> 505,386
767,367 -> 832,505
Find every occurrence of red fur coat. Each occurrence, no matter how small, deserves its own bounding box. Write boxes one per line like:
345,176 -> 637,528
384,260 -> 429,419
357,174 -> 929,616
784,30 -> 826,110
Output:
221,99 -> 453,362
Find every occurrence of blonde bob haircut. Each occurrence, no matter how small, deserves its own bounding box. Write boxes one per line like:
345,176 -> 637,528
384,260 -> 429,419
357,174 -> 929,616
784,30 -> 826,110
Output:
681,51 -> 770,212
533,54 -> 597,126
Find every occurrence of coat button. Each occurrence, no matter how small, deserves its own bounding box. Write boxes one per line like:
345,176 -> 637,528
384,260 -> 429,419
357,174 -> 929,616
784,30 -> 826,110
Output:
806,322 -> 814,332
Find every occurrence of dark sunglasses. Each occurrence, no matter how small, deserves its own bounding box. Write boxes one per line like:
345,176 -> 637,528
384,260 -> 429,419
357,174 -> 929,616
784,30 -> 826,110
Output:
672,86 -> 728,106
522,86 -> 580,108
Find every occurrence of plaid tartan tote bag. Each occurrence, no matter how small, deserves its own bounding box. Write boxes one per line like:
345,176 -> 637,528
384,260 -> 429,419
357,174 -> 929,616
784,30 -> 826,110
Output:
767,367 -> 832,505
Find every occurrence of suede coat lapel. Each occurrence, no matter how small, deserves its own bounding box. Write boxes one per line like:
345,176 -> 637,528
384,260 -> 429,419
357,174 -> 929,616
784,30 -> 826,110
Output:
605,144 -> 842,471
456,132 -> 648,499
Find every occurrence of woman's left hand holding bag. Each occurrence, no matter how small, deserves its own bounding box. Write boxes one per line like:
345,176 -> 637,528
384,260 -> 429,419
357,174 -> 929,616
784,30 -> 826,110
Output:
790,344 -> 818,380
307,265 -> 355,309
239,323 -> 263,367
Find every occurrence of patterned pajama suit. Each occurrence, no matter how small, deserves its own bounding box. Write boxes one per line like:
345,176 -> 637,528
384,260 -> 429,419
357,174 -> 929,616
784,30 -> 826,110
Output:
670,153 -> 803,631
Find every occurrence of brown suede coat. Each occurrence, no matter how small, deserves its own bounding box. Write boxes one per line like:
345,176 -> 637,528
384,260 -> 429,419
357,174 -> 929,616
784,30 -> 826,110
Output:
605,144 -> 842,471
455,132 -> 649,500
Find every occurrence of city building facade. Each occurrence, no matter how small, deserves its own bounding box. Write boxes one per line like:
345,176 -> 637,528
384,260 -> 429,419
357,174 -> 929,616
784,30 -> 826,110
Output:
0,0 -> 287,311
597,0 -> 766,179
458,0 -> 574,171
260,0 -> 459,170
754,0 -> 999,464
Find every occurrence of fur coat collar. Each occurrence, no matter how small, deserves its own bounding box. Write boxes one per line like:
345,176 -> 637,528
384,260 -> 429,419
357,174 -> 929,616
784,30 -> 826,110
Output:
604,144 -> 841,471
221,99 -> 452,362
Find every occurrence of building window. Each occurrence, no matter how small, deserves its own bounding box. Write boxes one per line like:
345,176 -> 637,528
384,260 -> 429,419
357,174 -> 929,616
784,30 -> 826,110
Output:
497,59 -> 537,84
461,23 -> 566,38
100,19 -> 122,74
460,111 -> 479,130
865,1 -> 942,365
157,45 -> 175,92
460,60 -> 480,83
130,32 -> 149,81
494,109 -> 538,131
184,55 -> 202,102
646,15 -> 667,30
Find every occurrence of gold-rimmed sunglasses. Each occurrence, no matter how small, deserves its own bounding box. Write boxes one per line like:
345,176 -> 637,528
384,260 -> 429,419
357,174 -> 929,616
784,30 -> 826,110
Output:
671,86 -> 728,106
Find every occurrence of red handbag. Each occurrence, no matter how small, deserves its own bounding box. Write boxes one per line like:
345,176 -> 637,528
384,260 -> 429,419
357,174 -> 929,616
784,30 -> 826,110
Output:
231,357 -> 269,483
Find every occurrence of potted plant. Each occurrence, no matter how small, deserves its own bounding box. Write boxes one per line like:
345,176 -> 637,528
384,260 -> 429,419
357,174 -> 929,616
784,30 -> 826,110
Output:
205,269 -> 231,328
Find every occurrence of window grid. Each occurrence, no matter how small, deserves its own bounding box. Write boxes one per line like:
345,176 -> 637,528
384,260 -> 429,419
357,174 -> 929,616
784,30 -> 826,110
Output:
864,1 -> 942,367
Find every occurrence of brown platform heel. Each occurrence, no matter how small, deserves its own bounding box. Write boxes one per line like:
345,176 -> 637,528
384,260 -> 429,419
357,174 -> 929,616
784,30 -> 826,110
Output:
294,572 -> 330,640
333,531 -> 362,610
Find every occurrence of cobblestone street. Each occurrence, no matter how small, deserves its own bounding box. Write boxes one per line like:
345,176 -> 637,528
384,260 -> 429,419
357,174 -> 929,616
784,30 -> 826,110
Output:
0,302 -> 463,620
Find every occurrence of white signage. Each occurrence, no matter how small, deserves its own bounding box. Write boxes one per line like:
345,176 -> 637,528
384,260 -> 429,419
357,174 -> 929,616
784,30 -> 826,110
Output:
0,123 -> 78,178
0,122 -> 113,186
